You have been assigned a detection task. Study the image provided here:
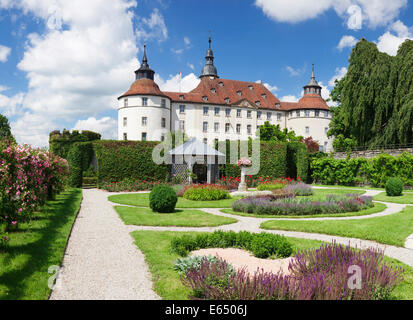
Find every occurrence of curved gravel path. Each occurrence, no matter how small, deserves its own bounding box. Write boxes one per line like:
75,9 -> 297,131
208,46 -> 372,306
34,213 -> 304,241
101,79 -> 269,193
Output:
50,189 -> 159,300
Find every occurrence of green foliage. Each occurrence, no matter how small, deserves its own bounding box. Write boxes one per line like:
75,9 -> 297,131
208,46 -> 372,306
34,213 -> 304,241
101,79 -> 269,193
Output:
258,121 -> 303,142
49,129 -> 101,160
329,39 -> 413,147
66,142 -> 94,187
332,134 -> 358,152
170,230 -> 292,259
257,183 -> 285,191
174,255 -> 221,276
149,185 -> 178,213
0,114 -> 15,143
287,142 -> 309,181
93,140 -> 169,186
385,177 -> 403,196
183,186 -> 230,201
311,152 -> 413,187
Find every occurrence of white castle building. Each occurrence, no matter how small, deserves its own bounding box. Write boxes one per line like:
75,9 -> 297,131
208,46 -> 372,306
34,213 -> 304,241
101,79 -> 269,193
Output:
117,39 -> 333,151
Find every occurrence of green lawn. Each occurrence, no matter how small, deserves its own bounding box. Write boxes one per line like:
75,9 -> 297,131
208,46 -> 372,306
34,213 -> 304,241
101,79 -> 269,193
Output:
305,188 -> 365,200
261,205 -> 413,247
312,184 -> 385,191
221,202 -> 386,219
131,230 -> 413,300
114,206 -> 237,227
374,192 -> 413,204
108,193 -> 240,208
0,188 -> 82,300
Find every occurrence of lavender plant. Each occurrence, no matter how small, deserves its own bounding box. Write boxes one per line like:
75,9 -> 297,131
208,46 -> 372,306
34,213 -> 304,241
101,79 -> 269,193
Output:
283,182 -> 313,196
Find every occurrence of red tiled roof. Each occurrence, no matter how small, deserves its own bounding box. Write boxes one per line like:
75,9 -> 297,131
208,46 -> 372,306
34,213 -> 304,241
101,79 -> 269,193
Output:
164,77 -> 281,110
297,94 -> 330,111
118,78 -> 169,99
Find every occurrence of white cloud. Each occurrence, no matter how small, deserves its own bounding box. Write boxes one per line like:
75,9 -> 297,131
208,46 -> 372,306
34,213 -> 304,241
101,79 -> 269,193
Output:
280,95 -> 299,102
187,62 -> 195,70
285,65 -> 303,77
259,81 -> 279,92
0,45 -> 11,62
155,72 -> 200,92
328,67 -> 347,87
72,116 -> 117,140
337,35 -> 358,50
184,36 -> 191,46
0,0 -> 140,146
254,0 -> 408,29
136,8 -> 168,42
0,92 -> 25,117
376,20 -> 412,56
346,5 -> 362,30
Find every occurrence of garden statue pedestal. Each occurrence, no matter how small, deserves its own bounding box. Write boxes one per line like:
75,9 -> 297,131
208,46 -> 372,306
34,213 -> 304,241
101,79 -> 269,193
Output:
238,166 -> 248,192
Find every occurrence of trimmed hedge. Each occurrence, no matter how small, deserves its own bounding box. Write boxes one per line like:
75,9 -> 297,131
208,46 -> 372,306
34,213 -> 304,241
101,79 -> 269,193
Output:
66,142 -> 94,187
311,152 -> 413,187
385,177 -> 403,196
149,185 -> 177,213
93,140 -> 169,186
286,142 -> 309,181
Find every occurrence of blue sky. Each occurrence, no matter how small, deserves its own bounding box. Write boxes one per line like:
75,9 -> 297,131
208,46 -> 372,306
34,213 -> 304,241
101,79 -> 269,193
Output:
0,0 -> 412,146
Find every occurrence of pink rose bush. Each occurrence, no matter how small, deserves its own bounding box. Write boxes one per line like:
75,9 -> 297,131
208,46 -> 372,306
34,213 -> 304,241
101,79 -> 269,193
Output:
236,157 -> 252,167
0,142 -> 69,228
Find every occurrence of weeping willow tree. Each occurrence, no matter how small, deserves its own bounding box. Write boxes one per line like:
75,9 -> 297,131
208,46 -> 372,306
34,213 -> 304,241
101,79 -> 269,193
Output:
329,38 -> 413,148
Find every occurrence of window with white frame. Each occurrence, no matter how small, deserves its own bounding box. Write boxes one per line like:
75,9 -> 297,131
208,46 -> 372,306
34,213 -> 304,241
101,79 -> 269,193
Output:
237,109 -> 241,117
305,126 -> 310,134
203,106 -> 209,115
257,111 -> 262,119
236,124 -> 241,134
142,97 -> 148,106
325,127 -> 328,134
214,122 -> 219,132
123,133 -> 127,140
225,123 -> 230,133
267,112 -> 271,120
142,132 -> 147,141
161,118 -> 166,128
161,99 -> 166,108
203,138 -> 208,144
142,117 -> 147,126
179,105 -> 185,114
296,110 -> 300,117
247,124 -> 252,135
315,110 -> 320,117
225,108 -> 231,117
247,110 -> 252,118
124,98 -> 128,108
305,110 -> 310,117
179,120 -> 185,131
214,107 -> 220,116
203,121 -> 208,132
277,113 -> 281,121
123,117 -> 127,127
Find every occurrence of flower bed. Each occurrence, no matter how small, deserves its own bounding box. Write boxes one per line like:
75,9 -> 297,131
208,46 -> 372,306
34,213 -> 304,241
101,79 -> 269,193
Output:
284,182 -> 313,196
183,184 -> 230,201
171,230 -> 292,259
232,194 -> 373,216
181,242 -> 404,300
100,179 -> 163,192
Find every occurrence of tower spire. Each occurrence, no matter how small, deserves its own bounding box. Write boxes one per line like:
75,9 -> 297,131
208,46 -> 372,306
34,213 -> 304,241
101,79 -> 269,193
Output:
303,62 -> 321,96
200,36 -> 218,79
135,45 -> 155,81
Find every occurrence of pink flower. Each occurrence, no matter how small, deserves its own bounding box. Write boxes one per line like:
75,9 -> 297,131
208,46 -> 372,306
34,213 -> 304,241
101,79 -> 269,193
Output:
12,221 -> 17,226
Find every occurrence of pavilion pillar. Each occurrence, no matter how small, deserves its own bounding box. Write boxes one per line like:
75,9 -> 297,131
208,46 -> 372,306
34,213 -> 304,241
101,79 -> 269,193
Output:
207,164 -> 212,184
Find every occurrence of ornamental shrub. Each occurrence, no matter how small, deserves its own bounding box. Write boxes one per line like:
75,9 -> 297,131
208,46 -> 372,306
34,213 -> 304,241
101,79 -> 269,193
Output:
174,255 -> 224,277
149,185 -> 177,213
385,177 -> 403,196
170,230 -> 292,259
183,185 -> 230,201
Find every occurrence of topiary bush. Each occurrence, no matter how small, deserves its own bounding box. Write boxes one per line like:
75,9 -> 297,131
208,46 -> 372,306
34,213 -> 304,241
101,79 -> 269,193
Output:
149,185 -> 177,213
385,177 -> 403,196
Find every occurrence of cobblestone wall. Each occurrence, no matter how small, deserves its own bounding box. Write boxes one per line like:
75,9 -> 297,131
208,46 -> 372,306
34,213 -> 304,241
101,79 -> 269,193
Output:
333,148 -> 413,159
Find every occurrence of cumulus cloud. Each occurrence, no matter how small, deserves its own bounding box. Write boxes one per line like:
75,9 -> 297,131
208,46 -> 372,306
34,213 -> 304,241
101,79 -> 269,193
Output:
136,8 -> 168,43
280,95 -> 299,102
0,0 -> 140,146
0,45 -> 11,62
328,67 -> 347,87
155,72 -> 200,92
254,0 -> 408,29
73,116 -> 117,140
337,35 -> 358,50
376,20 -> 412,56
258,81 -> 279,93
285,65 -> 304,77
0,91 -> 25,117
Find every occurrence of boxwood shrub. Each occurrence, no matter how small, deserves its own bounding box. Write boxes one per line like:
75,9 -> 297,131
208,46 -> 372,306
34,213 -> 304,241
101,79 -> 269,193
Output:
170,230 -> 293,258
385,177 -> 403,196
149,185 -> 177,213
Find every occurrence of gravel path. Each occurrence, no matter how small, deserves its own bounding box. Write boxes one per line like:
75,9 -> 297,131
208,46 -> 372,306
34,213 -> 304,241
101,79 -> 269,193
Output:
50,189 -> 159,300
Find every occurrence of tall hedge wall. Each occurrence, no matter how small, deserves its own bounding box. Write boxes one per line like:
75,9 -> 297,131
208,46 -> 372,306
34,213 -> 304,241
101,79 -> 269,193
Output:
93,140 -> 169,186
286,142 -> 309,182
66,142 -> 95,187
218,140 -> 288,179
311,152 -> 413,187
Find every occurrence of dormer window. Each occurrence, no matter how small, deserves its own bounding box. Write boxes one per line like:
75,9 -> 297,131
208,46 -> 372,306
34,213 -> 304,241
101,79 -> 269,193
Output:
211,88 -> 216,94
225,97 -> 230,104
248,85 -> 253,90
262,94 -> 266,99
202,96 -> 208,102
219,82 -> 224,87
275,103 -> 280,108
237,91 -> 242,97
255,101 -> 260,106
179,95 -> 184,100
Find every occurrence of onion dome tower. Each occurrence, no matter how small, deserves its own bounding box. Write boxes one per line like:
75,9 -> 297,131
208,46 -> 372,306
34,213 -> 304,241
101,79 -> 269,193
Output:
200,37 -> 219,79
135,45 -> 155,80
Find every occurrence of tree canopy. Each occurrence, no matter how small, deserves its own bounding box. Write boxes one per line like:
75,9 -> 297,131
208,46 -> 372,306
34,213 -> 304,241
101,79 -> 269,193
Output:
0,114 -> 15,143
328,38 -> 413,148
257,121 -> 303,142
